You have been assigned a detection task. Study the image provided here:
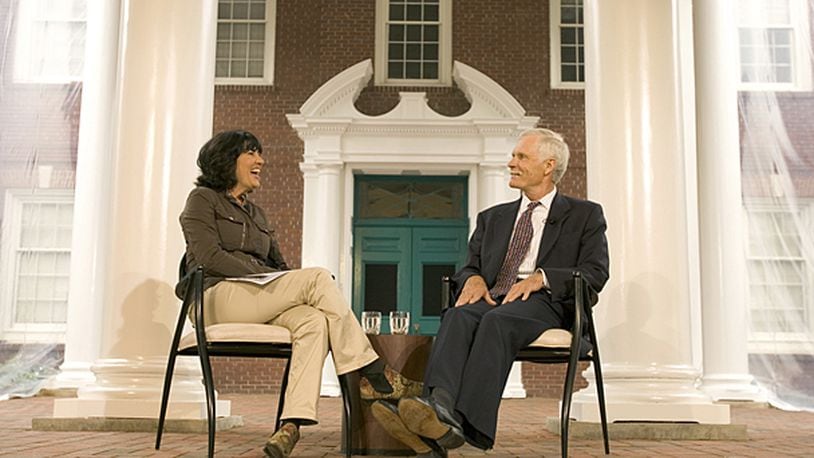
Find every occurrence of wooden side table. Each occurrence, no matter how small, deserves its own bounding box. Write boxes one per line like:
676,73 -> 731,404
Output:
342,334 -> 433,456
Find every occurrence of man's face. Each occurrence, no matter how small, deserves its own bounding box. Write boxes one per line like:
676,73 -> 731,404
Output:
507,135 -> 555,193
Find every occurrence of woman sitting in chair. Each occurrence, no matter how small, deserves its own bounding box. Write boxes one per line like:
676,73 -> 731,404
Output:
177,130 -> 420,458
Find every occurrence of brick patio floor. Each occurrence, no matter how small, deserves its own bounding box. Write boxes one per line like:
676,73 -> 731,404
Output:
2,394 -> 814,457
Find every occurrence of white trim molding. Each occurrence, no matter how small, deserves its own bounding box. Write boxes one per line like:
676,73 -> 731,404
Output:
287,59 -> 538,211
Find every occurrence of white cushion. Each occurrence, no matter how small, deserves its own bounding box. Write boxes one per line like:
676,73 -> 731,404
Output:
178,323 -> 292,351
528,328 -> 572,348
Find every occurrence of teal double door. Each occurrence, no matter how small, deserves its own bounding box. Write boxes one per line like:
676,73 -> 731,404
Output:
352,176 -> 468,335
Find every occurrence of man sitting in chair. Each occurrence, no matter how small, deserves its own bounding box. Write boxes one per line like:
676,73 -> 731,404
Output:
373,128 -> 609,454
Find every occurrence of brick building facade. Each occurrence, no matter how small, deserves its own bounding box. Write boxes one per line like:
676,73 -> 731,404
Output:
209,0 -> 588,395
1,0 -> 814,399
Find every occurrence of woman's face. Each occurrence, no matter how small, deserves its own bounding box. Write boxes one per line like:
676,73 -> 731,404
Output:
232,148 -> 264,196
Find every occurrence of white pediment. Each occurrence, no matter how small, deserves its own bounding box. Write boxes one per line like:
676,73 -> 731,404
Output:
289,59 -> 535,124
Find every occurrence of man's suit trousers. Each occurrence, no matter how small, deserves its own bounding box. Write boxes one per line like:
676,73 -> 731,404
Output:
423,291 -> 567,449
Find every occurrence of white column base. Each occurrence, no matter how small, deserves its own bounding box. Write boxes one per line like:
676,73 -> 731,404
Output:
699,374 -> 768,403
51,356 -> 228,420
320,355 -> 341,397
502,362 -> 527,398
48,361 -> 96,389
571,398 -> 730,424
571,364 -> 730,424
53,398 -> 230,420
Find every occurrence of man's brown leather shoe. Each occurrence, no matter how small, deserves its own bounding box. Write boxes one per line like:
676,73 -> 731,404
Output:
398,396 -> 465,450
371,401 -> 447,457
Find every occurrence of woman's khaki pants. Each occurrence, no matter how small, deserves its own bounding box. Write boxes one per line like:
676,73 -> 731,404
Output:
203,267 -> 378,423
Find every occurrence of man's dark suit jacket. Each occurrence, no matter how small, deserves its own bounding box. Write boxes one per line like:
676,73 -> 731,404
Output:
451,192 -> 610,314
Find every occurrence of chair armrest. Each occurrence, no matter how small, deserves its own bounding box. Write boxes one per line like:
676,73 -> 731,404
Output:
191,265 -> 206,331
441,275 -> 455,311
571,271 -> 585,337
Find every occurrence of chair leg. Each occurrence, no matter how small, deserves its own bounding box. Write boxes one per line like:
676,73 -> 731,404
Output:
198,346 -> 217,458
275,357 -> 292,431
338,374 -> 352,458
560,351 -> 582,458
157,281 -> 194,451
592,356 -> 611,455
586,309 -> 610,454
155,348 -> 179,449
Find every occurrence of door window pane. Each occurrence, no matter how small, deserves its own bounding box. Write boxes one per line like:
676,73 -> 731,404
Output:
356,177 -> 466,219
364,263 -> 398,313
358,181 -> 411,218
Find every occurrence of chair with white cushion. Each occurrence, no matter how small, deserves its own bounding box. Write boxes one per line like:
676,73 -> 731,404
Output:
155,257 -> 353,458
441,271 -> 610,458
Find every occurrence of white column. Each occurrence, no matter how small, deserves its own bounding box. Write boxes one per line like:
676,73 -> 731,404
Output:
301,160 -> 346,397
301,161 -> 344,272
572,0 -> 729,423
478,162 -> 516,209
694,0 -> 765,402
53,0 -> 221,419
51,0 -> 120,390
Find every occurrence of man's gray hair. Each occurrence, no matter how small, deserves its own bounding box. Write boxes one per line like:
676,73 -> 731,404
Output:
518,128 -> 570,184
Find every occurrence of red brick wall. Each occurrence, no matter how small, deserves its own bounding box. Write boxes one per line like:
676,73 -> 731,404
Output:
4,0 -> 812,400
522,361 -> 590,398
212,356 -> 589,398
211,357 -> 289,394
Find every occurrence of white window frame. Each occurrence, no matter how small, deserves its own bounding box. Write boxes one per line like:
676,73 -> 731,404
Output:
215,0 -> 277,86
745,199 -> 814,353
549,0 -> 585,90
13,0 -> 87,84
737,0 -> 812,92
374,0 -> 453,86
0,189 -> 74,343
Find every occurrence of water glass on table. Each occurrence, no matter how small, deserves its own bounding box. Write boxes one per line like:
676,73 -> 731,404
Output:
361,311 -> 381,335
389,311 -> 410,335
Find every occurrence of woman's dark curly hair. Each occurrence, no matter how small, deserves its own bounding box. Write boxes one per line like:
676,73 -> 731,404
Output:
195,130 -> 263,192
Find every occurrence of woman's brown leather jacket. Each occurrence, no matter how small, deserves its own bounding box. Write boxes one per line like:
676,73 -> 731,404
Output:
175,186 -> 288,299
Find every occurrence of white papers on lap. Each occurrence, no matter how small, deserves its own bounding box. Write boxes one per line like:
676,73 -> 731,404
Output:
225,270 -> 291,285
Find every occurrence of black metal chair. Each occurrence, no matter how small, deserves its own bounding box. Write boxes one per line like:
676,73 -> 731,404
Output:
441,271 -> 610,458
155,257 -> 353,458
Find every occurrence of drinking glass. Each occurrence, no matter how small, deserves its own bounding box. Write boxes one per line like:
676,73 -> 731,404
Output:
361,311 -> 381,335
389,311 -> 410,335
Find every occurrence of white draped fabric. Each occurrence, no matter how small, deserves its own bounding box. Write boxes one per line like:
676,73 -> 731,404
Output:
0,0 -> 83,399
